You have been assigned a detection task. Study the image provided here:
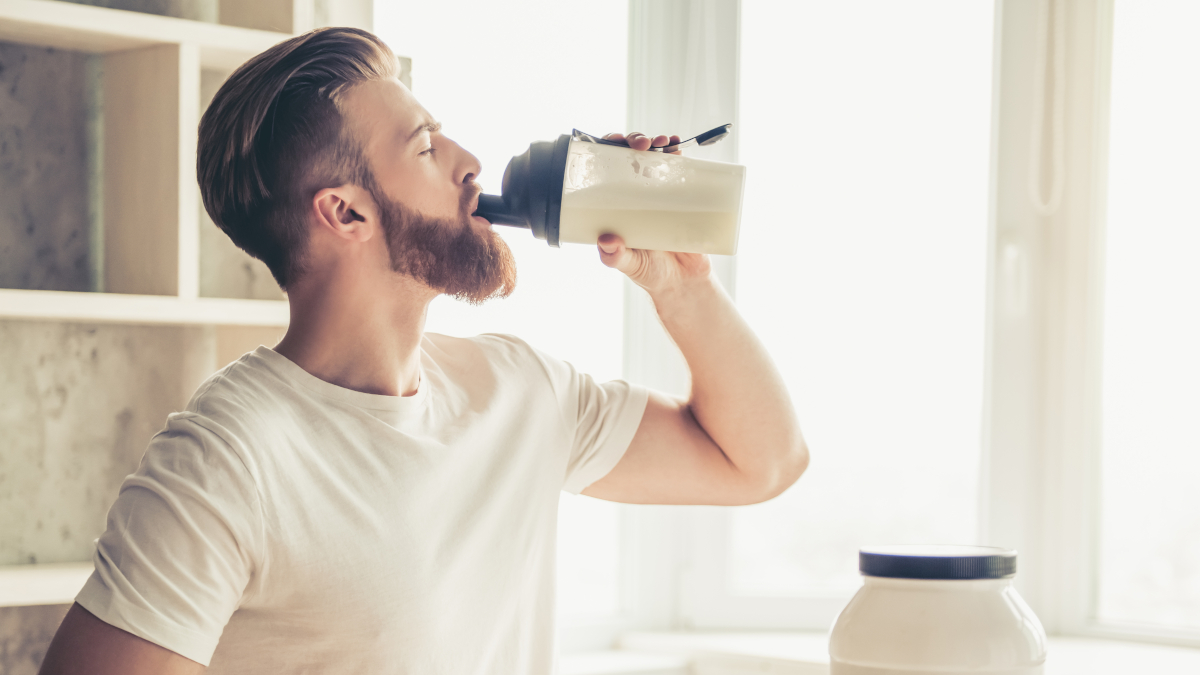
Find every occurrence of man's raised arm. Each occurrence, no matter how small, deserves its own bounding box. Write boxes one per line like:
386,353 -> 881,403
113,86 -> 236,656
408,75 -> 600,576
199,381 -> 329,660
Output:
583,132 -> 808,506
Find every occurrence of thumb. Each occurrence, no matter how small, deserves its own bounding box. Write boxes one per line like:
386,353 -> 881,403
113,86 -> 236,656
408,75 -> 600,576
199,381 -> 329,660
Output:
597,234 -> 639,276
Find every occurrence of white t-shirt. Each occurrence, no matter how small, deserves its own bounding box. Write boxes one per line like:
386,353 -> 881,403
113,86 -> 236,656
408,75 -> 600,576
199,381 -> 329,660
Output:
76,334 -> 648,674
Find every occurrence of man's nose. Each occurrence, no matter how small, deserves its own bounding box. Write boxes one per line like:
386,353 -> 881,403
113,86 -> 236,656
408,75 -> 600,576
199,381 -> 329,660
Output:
451,140 -> 483,186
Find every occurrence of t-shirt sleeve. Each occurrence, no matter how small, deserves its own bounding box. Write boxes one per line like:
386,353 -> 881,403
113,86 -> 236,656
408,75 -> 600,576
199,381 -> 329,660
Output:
501,337 -> 649,494
75,413 -> 263,666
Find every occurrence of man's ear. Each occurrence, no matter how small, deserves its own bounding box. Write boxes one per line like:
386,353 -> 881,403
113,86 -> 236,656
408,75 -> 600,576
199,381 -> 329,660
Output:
312,185 -> 375,242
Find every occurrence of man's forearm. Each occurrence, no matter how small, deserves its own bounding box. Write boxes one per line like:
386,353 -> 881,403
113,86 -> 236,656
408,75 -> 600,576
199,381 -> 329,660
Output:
649,274 -> 809,499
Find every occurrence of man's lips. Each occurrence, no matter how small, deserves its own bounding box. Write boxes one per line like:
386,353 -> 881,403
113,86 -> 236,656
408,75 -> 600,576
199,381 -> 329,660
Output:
465,185 -> 491,225
466,196 -> 488,225
466,183 -> 483,209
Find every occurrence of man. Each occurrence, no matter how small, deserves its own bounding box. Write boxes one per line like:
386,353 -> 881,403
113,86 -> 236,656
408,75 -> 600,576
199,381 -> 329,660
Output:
40,27 -> 806,674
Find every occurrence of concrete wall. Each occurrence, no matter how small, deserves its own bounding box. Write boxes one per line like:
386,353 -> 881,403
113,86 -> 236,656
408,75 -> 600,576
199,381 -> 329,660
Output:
0,43 -> 93,292
0,320 -> 216,671
0,604 -> 71,675
0,321 -> 216,567
0,319 -> 275,671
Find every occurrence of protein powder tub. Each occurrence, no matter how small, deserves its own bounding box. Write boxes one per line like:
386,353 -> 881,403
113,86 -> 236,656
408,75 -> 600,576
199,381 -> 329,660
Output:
829,545 -> 1047,675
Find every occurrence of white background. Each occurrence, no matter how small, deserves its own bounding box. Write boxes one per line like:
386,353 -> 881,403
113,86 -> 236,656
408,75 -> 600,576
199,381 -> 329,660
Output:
1097,0 -> 1200,633
730,0 -> 993,597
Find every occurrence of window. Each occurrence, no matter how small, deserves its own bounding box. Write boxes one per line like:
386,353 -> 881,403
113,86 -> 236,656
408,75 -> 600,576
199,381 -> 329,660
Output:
705,0 -> 1200,647
689,0 -> 994,625
1097,0 -> 1200,635
375,0 -> 628,621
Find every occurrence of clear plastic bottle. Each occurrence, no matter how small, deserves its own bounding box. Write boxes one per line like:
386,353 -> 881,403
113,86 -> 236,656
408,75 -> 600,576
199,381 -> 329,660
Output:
558,139 -> 745,255
829,546 -> 1047,675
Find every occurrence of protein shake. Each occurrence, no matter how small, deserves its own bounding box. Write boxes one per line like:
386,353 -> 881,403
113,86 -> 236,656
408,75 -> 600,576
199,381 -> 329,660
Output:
558,140 -> 745,255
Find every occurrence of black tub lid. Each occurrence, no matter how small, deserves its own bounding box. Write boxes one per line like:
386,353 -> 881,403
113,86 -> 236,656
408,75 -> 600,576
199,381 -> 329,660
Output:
859,545 -> 1017,580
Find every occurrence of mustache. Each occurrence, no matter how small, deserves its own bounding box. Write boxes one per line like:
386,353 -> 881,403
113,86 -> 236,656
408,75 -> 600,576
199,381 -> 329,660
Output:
461,182 -> 483,215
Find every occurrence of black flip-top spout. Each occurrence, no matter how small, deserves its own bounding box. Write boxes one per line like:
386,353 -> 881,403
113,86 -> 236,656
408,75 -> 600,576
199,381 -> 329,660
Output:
471,134 -> 572,247
474,194 -> 521,227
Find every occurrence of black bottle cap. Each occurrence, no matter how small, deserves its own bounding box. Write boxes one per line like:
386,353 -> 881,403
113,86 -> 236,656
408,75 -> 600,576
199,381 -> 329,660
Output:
859,545 -> 1017,580
473,134 -> 572,246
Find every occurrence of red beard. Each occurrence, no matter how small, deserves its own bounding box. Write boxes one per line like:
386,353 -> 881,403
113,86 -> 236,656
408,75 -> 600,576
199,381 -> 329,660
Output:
376,186 -> 517,304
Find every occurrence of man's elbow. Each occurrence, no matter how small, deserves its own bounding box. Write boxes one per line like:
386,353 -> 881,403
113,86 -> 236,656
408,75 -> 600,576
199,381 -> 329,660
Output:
739,439 -> 810,505
769,439 -> 810,500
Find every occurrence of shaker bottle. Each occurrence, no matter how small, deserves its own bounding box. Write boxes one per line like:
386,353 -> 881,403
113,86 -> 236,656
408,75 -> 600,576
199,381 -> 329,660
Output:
829,545 -> 1047,675
473,126 -> 746,255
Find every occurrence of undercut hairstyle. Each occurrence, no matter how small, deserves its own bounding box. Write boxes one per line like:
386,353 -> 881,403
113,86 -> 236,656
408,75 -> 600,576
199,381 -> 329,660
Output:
197,27 -> 400,289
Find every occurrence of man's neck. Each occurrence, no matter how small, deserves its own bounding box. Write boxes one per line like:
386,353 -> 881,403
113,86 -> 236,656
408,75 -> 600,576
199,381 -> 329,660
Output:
274,266 -> 436,398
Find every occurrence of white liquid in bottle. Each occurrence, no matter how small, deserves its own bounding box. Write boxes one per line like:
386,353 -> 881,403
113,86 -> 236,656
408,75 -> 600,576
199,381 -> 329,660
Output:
558,140 -> 745,255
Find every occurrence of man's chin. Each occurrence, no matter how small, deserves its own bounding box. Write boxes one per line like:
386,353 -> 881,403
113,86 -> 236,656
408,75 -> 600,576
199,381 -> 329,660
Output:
443,273 -> 517,305
381,198 -> 517,304
440,228 -> 518,304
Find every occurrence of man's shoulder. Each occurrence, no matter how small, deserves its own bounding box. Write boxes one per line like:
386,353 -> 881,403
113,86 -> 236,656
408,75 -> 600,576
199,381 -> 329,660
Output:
181,349 -> 296,435
423,332 -> 563,386
423,331 -> 540,365
187,350 -> 261,401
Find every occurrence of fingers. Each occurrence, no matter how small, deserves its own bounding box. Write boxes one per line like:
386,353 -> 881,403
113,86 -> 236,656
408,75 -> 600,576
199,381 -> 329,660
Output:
625,133 -> 654,151
636,133 -> 671,150
605,132 -> 684,153
597,234 -> 636,275
602,132 -> 652,151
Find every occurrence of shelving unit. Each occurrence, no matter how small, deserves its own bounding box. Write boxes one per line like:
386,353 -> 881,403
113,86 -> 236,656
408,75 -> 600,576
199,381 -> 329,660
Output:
0,0 -> 385,643
0,288 -> 289,326
1,0 -> 294,307
0,563 -> 93,608
0,0 -> 408,317
0,0 -> 294,70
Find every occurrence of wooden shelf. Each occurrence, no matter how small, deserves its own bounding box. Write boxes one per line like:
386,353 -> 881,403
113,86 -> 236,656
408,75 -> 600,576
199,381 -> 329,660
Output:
0,562 -> 92,608
0,289 -> 290,327
0,0 -> 291,69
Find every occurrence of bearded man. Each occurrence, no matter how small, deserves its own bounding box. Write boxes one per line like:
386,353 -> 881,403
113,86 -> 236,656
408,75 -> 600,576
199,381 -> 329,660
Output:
39,27 -> 807,675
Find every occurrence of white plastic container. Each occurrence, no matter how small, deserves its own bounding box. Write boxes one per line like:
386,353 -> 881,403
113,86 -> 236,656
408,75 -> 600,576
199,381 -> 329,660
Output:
829,545 -> 1047,675
558,139 -> 746,255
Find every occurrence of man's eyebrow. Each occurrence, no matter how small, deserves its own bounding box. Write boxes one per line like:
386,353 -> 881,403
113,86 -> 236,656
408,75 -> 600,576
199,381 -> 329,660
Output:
406,120 -> 442,144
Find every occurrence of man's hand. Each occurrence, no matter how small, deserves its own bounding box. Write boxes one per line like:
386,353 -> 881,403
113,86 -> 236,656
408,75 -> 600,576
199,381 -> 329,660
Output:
596,132 -> 708,297
598,234 -> 711,300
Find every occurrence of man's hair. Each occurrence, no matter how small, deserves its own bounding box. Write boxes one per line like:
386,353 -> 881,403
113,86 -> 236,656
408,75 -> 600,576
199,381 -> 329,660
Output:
197,27 -> 399,288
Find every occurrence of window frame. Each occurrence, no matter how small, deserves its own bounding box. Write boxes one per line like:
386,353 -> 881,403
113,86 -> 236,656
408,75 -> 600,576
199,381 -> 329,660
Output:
980,0 -> 1113,646
567,0 -> 1200,651
649,0 -> 1200,650
983,0 -> 1200,649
